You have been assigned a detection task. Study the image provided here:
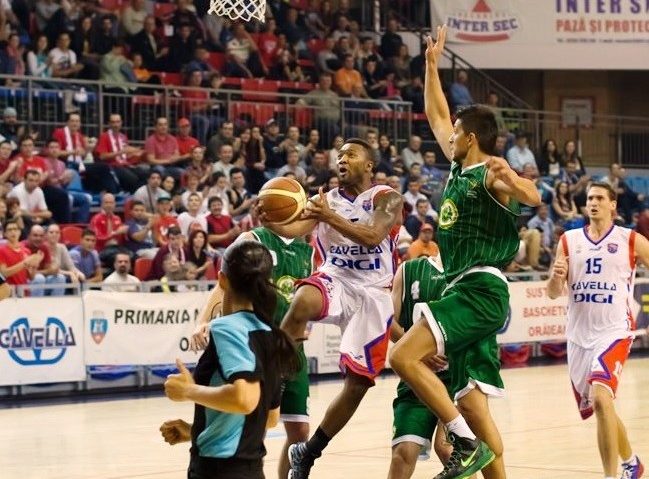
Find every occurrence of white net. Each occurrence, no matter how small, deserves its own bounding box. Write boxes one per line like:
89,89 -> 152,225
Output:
208,0 -> 266,23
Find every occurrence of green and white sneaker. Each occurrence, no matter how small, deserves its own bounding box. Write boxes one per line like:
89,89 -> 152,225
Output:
433,432 -> 495,479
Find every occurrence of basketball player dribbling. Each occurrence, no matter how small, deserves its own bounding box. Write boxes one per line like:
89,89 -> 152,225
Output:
548,182 -> 649,479
389,25 -> 542,479
258,138 -> 403,479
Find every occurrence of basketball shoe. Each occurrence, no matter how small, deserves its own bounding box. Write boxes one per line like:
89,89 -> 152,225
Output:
433,433 -> 495,479
621,455 -> 644,479
287,442 -> 317,479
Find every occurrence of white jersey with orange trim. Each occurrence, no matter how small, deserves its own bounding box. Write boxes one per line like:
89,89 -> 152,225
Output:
313,185 -> 399,288
562,225 -> 637,348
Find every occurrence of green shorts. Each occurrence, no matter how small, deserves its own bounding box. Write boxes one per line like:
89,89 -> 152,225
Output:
392,370 -> 450,457
414,271 -> 507,400
280,345 -> 309,422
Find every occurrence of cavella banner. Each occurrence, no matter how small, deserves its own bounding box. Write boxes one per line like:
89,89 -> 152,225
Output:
430,0 -> 649,69
83,290 -> 209,365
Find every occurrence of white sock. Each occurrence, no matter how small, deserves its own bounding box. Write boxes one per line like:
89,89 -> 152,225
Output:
445,415 -> 476,440
622,453 -> 637,465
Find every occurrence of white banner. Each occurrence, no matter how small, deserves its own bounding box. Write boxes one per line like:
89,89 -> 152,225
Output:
430,0 -> 649,69
0,297 -> 85,386
83,290 -> 209,365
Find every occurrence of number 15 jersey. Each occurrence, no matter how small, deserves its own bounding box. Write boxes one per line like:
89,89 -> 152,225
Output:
562,225 -> 638,348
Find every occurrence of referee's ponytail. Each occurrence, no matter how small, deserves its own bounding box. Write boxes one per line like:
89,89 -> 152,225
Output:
221,240 -> 301,378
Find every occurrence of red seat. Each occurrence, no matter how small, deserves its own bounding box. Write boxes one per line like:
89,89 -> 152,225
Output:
230,102 -> 286,126
204,261 -> 217,280
293,106 -> 313,129
160,72 -> 183,86
307,38 -> 325,56
102,0 -> 124,11
134,258 -> 153,281
61,225 -> 83,247
241,79 -> 280,102
207,52 -> 226,71
154,3 -> 177,19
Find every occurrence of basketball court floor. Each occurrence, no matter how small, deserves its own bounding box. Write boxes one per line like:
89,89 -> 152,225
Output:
2,357 -> 648,479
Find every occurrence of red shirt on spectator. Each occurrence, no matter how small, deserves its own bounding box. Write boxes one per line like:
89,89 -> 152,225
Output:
177,134 -> 200,156
181,89 -> 210,118
90,211 -> 124,250
206,213 -> 236,248
14,155 -> 49,180
21,240 -> 51,269
52,127 -> 86,163
95,130 -> 140,166
0,243 -> 32,285
258,31 -> 279,67
144,133 -> 179,162
153,215 -> 180,247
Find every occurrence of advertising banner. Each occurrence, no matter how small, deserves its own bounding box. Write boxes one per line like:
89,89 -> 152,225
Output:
0,297 -> 85,386
83,290 -> 209,366
430,0 -> 649,69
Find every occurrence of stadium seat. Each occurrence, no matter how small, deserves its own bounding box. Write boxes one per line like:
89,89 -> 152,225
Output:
102,0 -> 124,11
207,52 -> 226,71
241,79 -> 280,102
134,258 -> 152,281
204,260 -> 217,280
160,72 -> 184,86
154,2 -> 177,19
61,225 -> 83,247
293,106 -> 313,129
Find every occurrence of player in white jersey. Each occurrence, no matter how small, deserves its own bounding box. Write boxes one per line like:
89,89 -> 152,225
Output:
548,182 -> 649,479
259,138 -> 403,479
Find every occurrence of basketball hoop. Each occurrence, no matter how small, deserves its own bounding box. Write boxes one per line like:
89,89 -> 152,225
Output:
208,0 -> 266,23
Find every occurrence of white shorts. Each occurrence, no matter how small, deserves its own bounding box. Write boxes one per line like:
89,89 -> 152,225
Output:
298,272 -> 393,382
567,334 -> 633,420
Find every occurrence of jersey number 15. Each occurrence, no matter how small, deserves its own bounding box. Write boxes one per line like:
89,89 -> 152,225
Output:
586,257 -> 602,274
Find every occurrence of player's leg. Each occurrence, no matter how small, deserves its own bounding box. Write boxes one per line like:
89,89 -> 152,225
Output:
617,413 -> 644,478
389,443 -> 421,479
281,283 -> 323,341
280,421 -> 309,479
593,383 -> 619,477
433,422 -> 453,465
615,413 -> 632,463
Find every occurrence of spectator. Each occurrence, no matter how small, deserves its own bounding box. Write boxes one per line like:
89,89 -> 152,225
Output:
400,135 -> 424,170
206,121 -> 236,163
180,173 -> 206,212
283,7 -> 308,51
494,133 -> 507,158
362,57 -> 386,99
298,73 -> 341,145
0,140 -> 18,186
45,223 -> 84,284
227,168 -> 254,222
537,139 -> 563,178
185,229 -> 211,278
27,34 -> 53,79
177,192 -> 208,237
420,151 -> 446,207
95,113 -> 146,193
334,54 -> 364,96
522,163 -> 554,206
70,16 -> 99,80
404,197 -> 436,239
133,170 -> 170,214
238,126 -> 265,195
49,32 -> 84,80
35,0 -> 61,33
0,220 -> 43,288
449,69 -> 474,112
183,70 -> 221,145
171,0 -> 203,37
391,44 -> 412,88
3,197 -> 25,234
305,151 -> 332,195
92,15 -> 116,56
144,117 -> 183,179
380,18 -> 403,60
305,0 -> 328,39
12,136 -> 50,182
262,118 -> 285,178
356,36 -> 381,70
406,224 -> 439,259
270,48 -> 306,82
185,146 -> 211,188
401,75 -> 424,113
121,0 -> 147,39
90,193 -> 127,260
166,24 -> 197,72
8,170 -> 52,226
506,132 -> 537,173
148,225 -> 185,280
527,204 -> 555,267
205,172 -> 230,215
159,253 -> 188,292
69,229 -> 103,283
225,22 -> 266,78
103,251 -> 140,292
257,18 -> 280,68
327,134 -> 344,171
205,196 -> 239,251
374,171 -> 388,185
300,129 -> 321,167
22,224 -> 66,296
277,148 -> 307,185
562,140 -> 586,175
0,107 -> 23,151
129,15 -> 168,70
552,180 -> 584,229
176,118 -> 200,158
280,125 -> 306,157
100,41 -> 136,97
212,144 -> 236,178
163,174 -> 185,214
559,158 -> 591,213
485,91 -> 508,133
125,200 -> 157,259
602,162 -> 646,223
152,197 -> 179,247
317,36 -> 339,74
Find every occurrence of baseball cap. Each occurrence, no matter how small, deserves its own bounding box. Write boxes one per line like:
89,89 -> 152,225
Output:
3,107 -> 17,118
178,118 -> 190,127
420,224 -> 434,232
157,196 -> 171,203
266,118 -> 278,127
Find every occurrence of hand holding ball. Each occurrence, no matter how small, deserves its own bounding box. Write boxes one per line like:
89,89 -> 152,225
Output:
257,177 -> 307,224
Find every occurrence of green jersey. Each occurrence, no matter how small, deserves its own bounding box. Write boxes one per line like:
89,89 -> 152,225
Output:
251,227 -> 313,325
437,162 -> 520,281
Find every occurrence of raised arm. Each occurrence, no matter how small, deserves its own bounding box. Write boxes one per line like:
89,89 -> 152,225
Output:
486,156 -> 542,207
424,26 -> 453,161
304,188 -> 402,249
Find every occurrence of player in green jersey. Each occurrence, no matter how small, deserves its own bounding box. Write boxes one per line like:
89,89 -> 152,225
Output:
390,25 -> 542,479
191,227 -> 313,479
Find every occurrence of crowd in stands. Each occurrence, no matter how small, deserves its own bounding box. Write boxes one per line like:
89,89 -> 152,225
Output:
0,1 -> 648,296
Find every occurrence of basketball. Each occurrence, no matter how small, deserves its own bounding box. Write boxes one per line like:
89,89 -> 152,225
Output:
257,177 -> 308,224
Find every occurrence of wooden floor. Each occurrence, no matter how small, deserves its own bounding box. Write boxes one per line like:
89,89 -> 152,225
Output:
2,358 -> 649,479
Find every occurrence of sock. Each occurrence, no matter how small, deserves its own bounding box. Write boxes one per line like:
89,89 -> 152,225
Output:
305,427 -> 330,459
445,415 -> 476,440
622,454 -> 637,465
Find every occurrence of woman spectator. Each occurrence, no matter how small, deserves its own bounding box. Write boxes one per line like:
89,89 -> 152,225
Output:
241,126 -> 266,195
71,15 -> 100,79
161,175 -> 184,214
376,134 -> 396,175
45,223 -> 84,284
27,34 -> 53,79
185,146 -> 212,188
327,134 -> 344,171
270,48 -> 306,82
183,69 -> 220,145
537,139 -> 563,178
6,33 -> 26,78
362,57 -> 386,99
391,44 -> 412,88
185,229 -> 211,279
5,197 -> 26,236
562,140 -> 586,176
305,0 -> 328,39
552,180 -> 584,229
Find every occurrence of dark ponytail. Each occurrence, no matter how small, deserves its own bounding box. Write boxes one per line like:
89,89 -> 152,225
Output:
222,240 -> 301,378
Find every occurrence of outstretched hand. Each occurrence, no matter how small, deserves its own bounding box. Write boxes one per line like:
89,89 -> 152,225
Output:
425,25 -> 447,68
301,187 -> 334,222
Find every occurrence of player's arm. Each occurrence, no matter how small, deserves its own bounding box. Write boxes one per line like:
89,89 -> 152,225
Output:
390,263 -> 406,343
261,217 -> 317,239
424,26 -> 453,161
266,407 -> 280,429
306,188 -> 403,249
547,238 -> 568,299
486,156 -> 542,207
634,232 -> 649,268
